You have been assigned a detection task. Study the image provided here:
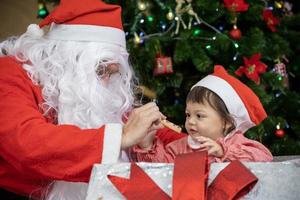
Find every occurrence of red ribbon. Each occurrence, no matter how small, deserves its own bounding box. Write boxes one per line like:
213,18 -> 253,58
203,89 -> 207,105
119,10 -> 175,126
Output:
108,163 -> 170,200
107,152 -> 257,200
172,152 -> 208,200
208,160 -> 258,200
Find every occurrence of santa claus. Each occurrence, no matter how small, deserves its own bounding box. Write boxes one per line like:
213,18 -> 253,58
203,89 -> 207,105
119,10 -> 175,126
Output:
0,0 -> 184,199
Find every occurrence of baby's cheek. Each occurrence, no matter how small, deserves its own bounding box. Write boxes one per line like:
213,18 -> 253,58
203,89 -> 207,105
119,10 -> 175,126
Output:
184,121 -> 189,130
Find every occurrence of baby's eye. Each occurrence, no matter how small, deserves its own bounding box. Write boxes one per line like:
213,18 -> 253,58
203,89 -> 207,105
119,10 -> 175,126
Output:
196,114 -> 202,119
185,113 -> 190,118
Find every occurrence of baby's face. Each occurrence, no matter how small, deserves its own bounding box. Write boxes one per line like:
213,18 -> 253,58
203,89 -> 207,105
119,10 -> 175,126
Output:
185,101 -> 225,141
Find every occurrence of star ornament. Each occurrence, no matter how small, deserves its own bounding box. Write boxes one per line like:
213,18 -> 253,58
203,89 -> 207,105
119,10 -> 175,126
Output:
235,53 -> 267,84
223,0 -> 249,12
263,9 -> 280,32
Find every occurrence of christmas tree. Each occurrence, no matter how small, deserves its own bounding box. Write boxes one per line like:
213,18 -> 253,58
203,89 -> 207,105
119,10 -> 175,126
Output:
39,0 -> 300,156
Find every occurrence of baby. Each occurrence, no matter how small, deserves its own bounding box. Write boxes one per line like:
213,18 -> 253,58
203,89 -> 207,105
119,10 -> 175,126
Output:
130,65 -> 273,163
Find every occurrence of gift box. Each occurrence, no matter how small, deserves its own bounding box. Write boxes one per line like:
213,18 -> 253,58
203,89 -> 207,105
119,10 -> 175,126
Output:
86,154 -> 300,200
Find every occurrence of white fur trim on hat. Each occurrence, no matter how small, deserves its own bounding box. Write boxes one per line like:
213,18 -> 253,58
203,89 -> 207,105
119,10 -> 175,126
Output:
45,24 -> 126,48
193,75 -> 255,133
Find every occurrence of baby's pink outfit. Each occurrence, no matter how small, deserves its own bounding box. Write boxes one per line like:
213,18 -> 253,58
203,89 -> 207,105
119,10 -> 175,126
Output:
130,130 -> 273,163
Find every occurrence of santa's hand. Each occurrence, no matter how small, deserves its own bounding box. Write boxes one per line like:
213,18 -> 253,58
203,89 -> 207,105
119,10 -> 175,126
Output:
196,136 -> 224,158
121,102 -> 163,149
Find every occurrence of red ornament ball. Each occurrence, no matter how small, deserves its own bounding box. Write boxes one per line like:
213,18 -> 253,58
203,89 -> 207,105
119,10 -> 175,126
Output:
275,129 -> 285,137
229,27 -> 242,40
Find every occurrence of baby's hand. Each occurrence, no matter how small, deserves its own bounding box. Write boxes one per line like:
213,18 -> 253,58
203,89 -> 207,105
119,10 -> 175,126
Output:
196,136 -> 224,158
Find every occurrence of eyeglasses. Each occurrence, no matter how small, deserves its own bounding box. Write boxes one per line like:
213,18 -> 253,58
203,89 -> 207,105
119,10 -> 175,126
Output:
96,62 -> 120,80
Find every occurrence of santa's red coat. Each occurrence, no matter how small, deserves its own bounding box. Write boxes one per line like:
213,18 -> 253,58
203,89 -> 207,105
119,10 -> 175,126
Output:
0,57 -> 185,198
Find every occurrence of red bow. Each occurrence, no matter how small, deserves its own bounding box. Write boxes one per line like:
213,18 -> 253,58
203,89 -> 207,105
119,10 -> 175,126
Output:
108,152 -> 257,200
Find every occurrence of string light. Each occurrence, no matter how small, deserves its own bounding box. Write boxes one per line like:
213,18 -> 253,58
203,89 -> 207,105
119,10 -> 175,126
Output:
234,43 -> 239,48
137,1 -> 147,11
205,45 -> 212,49
276,123 -> 281,130
147,16 -> 154,22
193,29 -> 201,36
285,123 -> 290,129
233,52 -> 239,61
139,32 -> 145,44
275,92 -> 281,97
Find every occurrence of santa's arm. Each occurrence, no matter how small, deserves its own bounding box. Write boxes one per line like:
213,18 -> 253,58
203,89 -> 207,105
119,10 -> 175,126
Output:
0,60 -> 122,182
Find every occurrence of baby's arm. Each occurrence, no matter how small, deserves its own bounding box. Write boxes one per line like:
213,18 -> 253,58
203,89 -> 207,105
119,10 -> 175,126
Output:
215,132 -> 273,162
130,137 -> 182,163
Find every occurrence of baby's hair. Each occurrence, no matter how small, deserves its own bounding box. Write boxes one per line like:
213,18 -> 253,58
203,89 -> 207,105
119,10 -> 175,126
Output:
186,86 -> 236,135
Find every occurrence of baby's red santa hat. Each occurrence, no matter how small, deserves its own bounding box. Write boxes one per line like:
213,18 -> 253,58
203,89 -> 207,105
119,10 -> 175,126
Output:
193,65 -> 267,133
33,0 -> 125,47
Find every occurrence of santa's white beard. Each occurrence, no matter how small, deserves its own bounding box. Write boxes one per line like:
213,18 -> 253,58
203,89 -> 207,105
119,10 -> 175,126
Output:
57,72 -> 130,128
42,56 -> 134,200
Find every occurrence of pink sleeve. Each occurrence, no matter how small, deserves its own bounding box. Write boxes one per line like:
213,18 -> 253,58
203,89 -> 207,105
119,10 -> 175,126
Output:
129,137 -> 185,163
215,132 -> 273,162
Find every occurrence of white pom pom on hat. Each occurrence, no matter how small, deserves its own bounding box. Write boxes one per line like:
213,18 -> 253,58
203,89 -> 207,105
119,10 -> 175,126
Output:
26,24 -> 44,38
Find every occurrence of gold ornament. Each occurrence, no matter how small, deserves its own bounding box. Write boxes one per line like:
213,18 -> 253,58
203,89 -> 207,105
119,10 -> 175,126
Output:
133,32 -> 141,44
274,1 -> 283,9
166,10 -> 174,20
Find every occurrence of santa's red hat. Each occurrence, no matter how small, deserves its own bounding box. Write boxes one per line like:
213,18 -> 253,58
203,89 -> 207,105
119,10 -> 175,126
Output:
38,0 -> 126,47
193,65 -> 267,133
